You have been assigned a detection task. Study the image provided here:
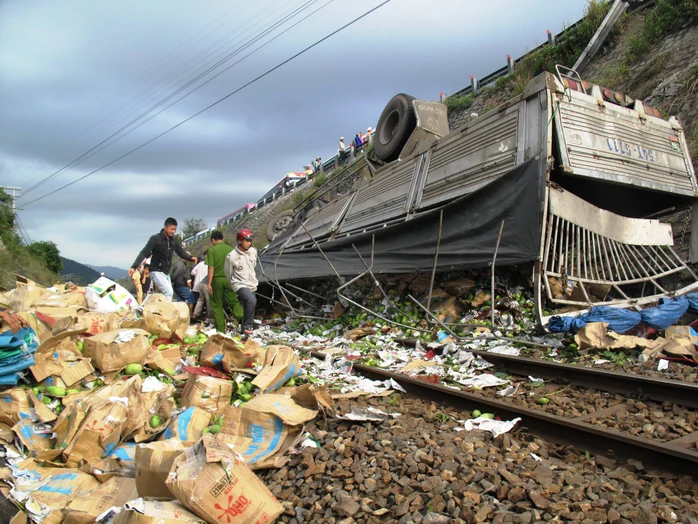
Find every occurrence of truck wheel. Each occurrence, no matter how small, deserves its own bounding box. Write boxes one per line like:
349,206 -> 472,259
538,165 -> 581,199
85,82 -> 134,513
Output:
374,93 -> 416,162
266,210 -> 296,241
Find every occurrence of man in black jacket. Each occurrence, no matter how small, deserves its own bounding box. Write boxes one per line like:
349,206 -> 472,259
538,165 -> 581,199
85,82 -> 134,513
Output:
127,217 -> 196,301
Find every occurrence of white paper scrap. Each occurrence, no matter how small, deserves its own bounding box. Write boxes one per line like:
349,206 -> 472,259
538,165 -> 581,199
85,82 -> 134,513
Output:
462,416 -> 522,437
459,374 -> 508,388
487,346 -> 521,356
657,359 -> 669,371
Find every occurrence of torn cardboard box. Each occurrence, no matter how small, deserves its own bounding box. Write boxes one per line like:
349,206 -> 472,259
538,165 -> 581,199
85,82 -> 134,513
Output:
252,345 -> 302,394
82,328 -> 150,373
85,277 -> 137,313
179,376 -> 233,413
139,294 -> 189,340
9,277 -> 48,313
135,439 -> 188,498
200,333 -> 264,372
220,393 -> 317,469
0,388 -> 31,425
113,498 -> 206,524
159,406 -> 211,442
63,476 -> 138,524
166,434 -> 283,523
31,290 -> 86,310
75,311 -> 124,335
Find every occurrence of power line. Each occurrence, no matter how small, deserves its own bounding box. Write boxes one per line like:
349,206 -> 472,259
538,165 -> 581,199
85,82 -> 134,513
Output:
21,0 -> 316,197
20,0 -> 390,208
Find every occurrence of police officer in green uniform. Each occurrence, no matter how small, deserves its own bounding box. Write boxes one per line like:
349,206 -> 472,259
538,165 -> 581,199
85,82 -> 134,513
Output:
205,231 -> 243,332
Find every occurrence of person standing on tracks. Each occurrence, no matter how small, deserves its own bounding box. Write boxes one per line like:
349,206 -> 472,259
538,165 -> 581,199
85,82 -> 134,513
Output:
206,231 -> 243,333
225,228 -> 258,337
366,127 -> 373,145
128,217 -> 196,301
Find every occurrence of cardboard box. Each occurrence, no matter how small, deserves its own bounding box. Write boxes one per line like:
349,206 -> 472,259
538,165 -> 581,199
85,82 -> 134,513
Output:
140,294 -> 189,340
0,388 -> 31,425
9,277 -> 48,313
63,476 -> 138,524
135,439 -> 188,498
31,291 -> 86,309
252,345 -> 302,394
220,394 -> 317,470
159,407 -> 211,442
199,334 -> 264,371
75,311 -> 124,335
82,328 -> 150,372
166,434 -> 283,523
179,376 -> 233,413
113,498 -> 206,524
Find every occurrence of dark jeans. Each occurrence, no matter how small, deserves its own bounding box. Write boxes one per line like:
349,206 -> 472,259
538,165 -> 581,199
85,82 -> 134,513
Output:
236,287 -> 257,331
174,286 -> 196,305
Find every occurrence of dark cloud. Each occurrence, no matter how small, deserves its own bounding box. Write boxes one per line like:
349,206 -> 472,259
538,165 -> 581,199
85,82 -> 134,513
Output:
0,0 -> 589,267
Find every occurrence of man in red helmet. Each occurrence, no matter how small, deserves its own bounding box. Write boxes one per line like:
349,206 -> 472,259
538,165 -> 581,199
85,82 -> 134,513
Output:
225,228 -> 258,336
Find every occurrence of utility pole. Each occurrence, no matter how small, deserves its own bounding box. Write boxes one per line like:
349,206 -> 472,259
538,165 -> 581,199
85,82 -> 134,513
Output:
0,185 -> 22,211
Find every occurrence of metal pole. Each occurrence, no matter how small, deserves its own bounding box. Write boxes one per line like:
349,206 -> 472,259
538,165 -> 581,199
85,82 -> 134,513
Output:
426,209 -> 445,313
491,220 -> 506,330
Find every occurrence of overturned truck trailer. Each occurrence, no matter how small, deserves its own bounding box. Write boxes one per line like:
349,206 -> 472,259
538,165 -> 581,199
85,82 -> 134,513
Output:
260,71 -> 698,325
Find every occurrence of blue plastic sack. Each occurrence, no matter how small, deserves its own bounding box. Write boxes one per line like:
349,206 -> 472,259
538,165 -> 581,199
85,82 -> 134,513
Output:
548,315 -> 587,333
0,327 -> 39,355
0,373 -> 23,386
583,306 -> 642,334
686,292 -> 698,313
640,296 -> 690,330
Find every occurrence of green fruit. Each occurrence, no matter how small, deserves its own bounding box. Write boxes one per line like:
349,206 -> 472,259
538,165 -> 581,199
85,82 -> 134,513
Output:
76,341 -> 84,351
32,387 -> 40,396
537,397 -> 550,405
209,424 -> 221,434
42,396 -> 52,405
286,378 -> 296,387
46,386 -> 67,397
240,393 -> 252,401
149,415 -> 162,428
472,409 -> 482,418
163,368 -> 175,376
202,427 -> 211,434
124,364 -> 143,376
480,413 -> 495,419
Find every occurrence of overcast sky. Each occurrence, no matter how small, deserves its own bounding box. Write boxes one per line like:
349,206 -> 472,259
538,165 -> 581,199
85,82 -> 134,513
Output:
0,0 -> 589,270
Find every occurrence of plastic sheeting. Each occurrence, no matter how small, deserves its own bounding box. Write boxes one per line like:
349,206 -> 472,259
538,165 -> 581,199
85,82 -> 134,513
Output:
260,158 -> 544,282
0,327 -> 39,385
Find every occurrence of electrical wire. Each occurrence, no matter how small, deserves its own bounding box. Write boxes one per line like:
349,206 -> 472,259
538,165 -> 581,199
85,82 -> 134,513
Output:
20,0 -> 392,208
21,0 -> 315,197
5,0 -> 251,183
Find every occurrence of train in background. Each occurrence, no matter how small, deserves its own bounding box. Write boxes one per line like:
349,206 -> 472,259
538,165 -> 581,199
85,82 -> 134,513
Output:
183,226 -> 216,246
217,203 -> 257,228
256,172 -> 307,209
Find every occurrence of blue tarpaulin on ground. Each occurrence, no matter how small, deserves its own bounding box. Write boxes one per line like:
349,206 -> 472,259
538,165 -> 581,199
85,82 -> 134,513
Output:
0,327 -> 39,385
548,296 -> 695,335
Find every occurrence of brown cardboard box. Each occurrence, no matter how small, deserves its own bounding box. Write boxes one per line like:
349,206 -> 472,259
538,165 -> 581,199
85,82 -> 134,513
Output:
82,328 -> 150,372
158,407 -> 211,443
0,388 -> 31,425
63,476 -> 138,524
220,394 -> 317,469
75,311 -> 124,335
252,345 -> 302,394
199,334 -> 264,371
141,294 -> 189,340
113,498 -> 206,524
166,434 -> 283,523
31,290 -> 87,309
135,439 -> 188,498
9,277 -> 48,312
179,376 -> 233,413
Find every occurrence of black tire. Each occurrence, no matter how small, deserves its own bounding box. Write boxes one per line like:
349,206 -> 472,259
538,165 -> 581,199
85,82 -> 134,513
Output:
266,210 -> 296,241
374,93 -> 417,162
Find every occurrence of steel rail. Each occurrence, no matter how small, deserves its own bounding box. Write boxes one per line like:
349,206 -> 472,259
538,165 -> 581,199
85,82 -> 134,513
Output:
470,350 -> 698,409
312,350 -> 698,476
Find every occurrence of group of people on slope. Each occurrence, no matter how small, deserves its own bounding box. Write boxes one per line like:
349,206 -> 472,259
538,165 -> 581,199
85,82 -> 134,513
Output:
338,127 -> 372,164
127,217 -> 258,336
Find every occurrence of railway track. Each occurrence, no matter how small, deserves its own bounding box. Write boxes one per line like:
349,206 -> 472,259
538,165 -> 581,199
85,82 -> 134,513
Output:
312,349 -> 698,477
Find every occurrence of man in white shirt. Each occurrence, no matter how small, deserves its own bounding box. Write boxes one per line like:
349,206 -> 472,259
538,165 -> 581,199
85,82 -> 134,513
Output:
190,254 -> 209,320
225,228 -> 258,335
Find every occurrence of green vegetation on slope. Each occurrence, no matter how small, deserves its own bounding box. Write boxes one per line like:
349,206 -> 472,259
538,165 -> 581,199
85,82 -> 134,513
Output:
0,188 -> 61,289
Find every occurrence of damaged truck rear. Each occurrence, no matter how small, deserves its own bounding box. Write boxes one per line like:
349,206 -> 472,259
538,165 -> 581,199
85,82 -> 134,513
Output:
260,70 -> 698,326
